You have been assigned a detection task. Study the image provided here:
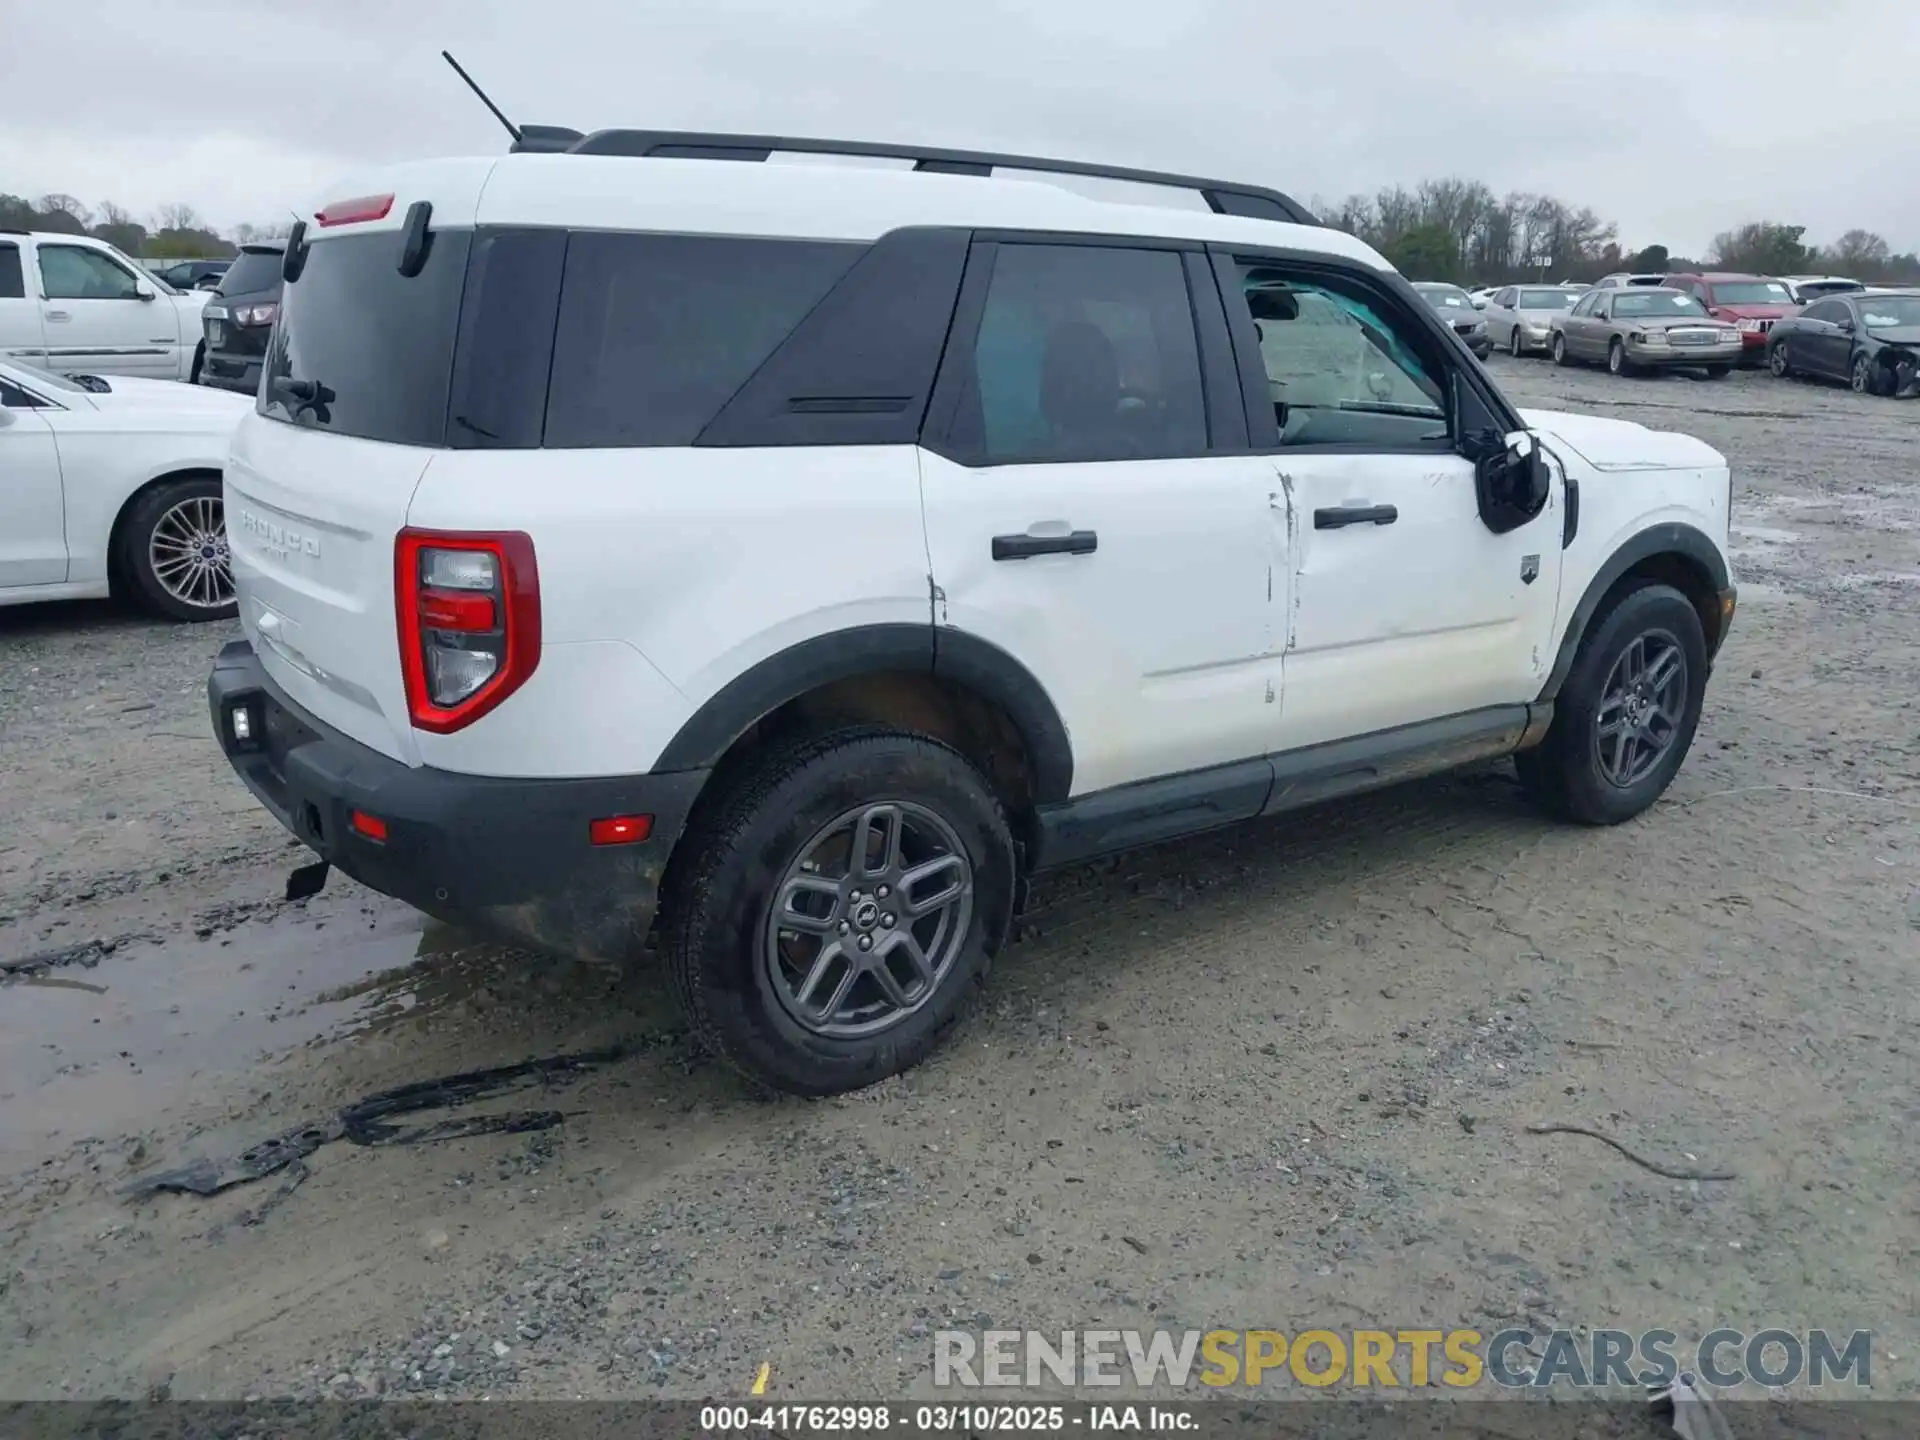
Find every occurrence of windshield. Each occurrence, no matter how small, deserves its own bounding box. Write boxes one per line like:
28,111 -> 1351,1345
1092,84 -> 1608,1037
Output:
1,362 -> 87,394
1614,292 -> 1709,317
1517,289 -> 1572,310
1710,281 -> 1794,306
218,248 -> 285,297
1860,296 -> 1920,328
1416,286 -> 1475,309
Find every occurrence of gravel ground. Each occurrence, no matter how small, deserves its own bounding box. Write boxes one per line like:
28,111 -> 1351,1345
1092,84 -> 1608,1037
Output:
0,356 -> 1915,1405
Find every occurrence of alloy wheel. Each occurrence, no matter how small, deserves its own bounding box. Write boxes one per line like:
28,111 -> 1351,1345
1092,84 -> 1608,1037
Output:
1592,630 -> 1688,789
764,801 -> 974,1039
148,495 -> 233,612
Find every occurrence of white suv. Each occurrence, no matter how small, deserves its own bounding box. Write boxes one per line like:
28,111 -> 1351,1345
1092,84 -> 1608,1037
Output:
208,133 -> 1736,1095
0,231 -> 211,382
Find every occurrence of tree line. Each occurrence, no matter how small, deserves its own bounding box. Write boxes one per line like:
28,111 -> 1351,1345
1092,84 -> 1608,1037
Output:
0,192 -> 292,261
1310,179 -> 1920,286
6,181 -> 1917,286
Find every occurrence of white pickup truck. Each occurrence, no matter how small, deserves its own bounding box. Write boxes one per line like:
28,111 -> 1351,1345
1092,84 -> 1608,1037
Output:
0,230 -> 211,383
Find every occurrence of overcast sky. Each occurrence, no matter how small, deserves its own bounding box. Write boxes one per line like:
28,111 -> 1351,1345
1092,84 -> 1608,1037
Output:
5,0 -> 1915,256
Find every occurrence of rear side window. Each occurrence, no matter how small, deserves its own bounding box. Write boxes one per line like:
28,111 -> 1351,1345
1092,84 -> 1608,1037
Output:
0,243 -> 24,299
543,234 -> 864,448
951,242 -> 1207,464
261,228 -> 474,446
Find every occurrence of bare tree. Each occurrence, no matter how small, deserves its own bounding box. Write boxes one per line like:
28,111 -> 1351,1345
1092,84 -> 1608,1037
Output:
155,202 -> 203,233
1827,228 -> 1890,272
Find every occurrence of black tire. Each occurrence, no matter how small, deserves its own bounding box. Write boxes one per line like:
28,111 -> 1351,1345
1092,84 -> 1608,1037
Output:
658,727 -> 1016,1096
1552,333 -> 1571,367
1704,364 -> 1730,380
118,474 -> 236,621
1508,326 -> 1524,358
1516,582 -> 1708,826
189,342 -> 204,385
1851,352 -> 1882,396
1607,338 -> 1634,377
1768,341 -> 1792,379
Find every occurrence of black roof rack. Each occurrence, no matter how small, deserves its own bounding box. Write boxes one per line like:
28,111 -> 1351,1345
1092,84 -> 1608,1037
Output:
510,127 -> 1318,225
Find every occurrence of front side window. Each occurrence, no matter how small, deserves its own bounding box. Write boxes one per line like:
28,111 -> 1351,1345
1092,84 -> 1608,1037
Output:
958,243 -> 1207,464
1571,292 -> 1598,316
1234,265 -> 1446,448
39,246 -> 141,301
1801,299 -> 1850,324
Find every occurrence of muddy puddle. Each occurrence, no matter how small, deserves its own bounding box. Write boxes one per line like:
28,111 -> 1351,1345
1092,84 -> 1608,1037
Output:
0,911 -> 459,1163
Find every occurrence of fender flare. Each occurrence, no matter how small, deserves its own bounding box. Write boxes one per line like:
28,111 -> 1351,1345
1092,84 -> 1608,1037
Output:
651,624 -> 1074,804
1537,523 -> 1730,702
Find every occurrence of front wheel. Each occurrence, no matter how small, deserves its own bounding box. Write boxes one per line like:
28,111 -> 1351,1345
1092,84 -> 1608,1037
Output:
1704,364 -> 1731,380
659,728 -> 1016,1096
1768,341 -> 1792,378
119,475 -> 235,621
1607,338 -> 1634,377
1851,352 -> 1882,396
1552,333 -> 1571,367
1516,582 -> 1708,825
1508,326 -> 1524,358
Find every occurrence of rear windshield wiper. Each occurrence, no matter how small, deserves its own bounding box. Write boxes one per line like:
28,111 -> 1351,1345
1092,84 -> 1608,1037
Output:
267,375 -> 335,424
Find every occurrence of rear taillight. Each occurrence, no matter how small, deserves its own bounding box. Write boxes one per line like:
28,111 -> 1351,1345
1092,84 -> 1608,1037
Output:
234,302 -> 278,327
395,530 -> 540,734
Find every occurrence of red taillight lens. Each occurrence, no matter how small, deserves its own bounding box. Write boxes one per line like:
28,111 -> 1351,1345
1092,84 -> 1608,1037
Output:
315,194 -> 395,227
395,530 -> 540,734
350,810 -> 389,842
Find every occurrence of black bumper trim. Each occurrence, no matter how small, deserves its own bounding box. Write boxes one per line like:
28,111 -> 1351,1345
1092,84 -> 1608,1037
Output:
208,639 -> 708,962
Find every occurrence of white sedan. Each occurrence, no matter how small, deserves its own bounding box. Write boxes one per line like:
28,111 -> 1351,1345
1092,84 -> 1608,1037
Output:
0,360 -> 251,621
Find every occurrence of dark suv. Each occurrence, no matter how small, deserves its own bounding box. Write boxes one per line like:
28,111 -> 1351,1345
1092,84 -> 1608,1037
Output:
198,243 -> 284,394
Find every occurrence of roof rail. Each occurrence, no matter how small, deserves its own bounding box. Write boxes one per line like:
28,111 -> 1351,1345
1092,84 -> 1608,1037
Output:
528,128 -> 1318,225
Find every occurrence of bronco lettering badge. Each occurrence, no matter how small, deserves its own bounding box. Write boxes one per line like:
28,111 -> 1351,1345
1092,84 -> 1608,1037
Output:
235,508 -> 321,561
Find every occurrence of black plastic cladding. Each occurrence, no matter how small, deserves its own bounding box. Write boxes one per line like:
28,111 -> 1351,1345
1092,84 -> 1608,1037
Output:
526,128 -> 1319,226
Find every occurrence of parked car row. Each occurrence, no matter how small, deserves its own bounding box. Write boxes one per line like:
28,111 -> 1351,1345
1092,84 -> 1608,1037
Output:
1456,266 -> 1917,395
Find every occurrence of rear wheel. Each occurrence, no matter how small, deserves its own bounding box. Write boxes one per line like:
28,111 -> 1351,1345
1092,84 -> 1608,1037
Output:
1516,583 -> 1707,825
188,342 -> 204,386
659,728 -> 1015,1096
119,475 -> 235,621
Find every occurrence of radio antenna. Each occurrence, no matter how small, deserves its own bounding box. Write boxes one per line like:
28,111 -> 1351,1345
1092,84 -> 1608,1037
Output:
442,50 -> 522,145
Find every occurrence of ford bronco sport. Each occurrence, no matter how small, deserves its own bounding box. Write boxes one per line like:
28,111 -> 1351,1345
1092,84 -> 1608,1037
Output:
209,132 -> 1736,1095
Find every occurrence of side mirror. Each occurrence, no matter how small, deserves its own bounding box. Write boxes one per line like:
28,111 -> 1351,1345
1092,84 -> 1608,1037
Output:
1474,432 -> 1550,534
134,281 -> 156,301
0,406 -> 16,428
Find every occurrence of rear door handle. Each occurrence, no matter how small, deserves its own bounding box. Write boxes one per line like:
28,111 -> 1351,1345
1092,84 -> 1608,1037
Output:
992,529 -> 1098,561
1313,504 -> 1398,530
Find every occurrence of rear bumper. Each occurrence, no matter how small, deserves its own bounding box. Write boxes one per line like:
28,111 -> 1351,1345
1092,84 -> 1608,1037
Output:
207,640 -> 708,962
199,352 -> 262,394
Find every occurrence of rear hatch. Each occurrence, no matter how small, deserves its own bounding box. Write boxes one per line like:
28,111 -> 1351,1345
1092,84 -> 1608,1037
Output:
204,245 -> 285,365
226,164 -> 493,765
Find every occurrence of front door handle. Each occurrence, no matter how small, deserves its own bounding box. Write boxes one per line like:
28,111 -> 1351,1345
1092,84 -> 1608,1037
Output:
44,310 -> 70,323
992,529 -> 1098,561
1313,504 -> 1398,530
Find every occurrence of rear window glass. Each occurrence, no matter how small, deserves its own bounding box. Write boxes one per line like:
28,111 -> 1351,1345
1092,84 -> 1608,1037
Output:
218,248 -> 284,297
0,243 -> 22,299
543,233 -> 863,448
260,228 -> 473,446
